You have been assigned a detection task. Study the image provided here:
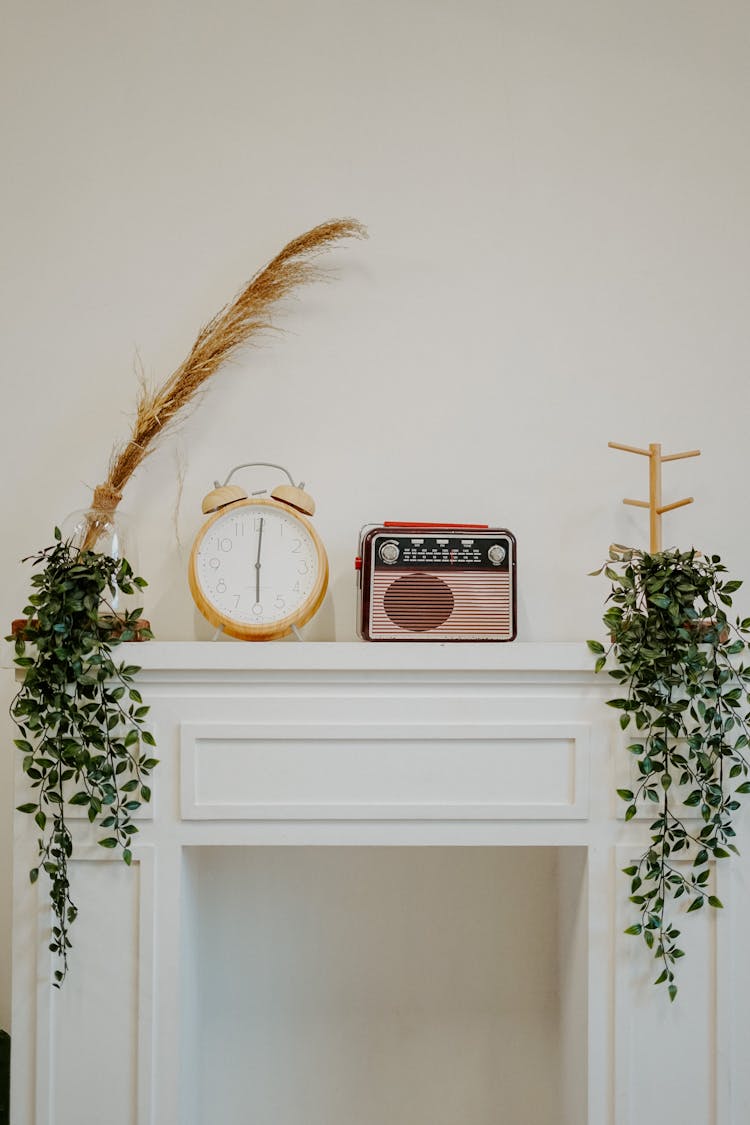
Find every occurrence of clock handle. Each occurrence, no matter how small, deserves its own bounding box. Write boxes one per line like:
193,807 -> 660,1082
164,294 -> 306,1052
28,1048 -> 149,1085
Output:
220,462 -> 302,490
219,462 -> 316,517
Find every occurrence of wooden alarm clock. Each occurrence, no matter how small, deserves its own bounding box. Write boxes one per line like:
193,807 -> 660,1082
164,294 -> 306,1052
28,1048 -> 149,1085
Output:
188,463 -> 329,641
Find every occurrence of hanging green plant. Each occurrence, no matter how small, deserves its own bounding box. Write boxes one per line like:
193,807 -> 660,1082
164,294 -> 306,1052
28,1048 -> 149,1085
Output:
9,530 -> 156,986
8,218 -> 366,989
589,544 -> 750,1001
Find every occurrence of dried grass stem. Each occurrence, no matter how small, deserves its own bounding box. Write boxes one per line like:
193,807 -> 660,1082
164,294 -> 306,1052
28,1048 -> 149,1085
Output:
95,217 -> 366,507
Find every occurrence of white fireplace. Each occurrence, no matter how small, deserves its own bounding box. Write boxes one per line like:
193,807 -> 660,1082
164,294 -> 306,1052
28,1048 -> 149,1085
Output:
10,643 -> 749,1124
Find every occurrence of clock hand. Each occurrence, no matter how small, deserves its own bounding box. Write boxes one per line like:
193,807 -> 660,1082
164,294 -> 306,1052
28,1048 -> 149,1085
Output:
255,517 -> 264,604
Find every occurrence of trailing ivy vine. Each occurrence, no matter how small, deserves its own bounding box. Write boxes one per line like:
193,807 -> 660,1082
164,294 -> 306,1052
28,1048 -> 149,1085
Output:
9,530 -> 156,985
590,545 -> 750,1001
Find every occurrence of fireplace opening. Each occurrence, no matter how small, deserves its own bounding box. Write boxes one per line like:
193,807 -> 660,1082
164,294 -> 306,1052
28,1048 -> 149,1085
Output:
181,846 -> 588,1125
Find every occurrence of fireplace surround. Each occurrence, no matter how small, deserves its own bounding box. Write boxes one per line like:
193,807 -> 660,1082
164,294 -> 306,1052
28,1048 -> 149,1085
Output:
10,642 -> 748,1124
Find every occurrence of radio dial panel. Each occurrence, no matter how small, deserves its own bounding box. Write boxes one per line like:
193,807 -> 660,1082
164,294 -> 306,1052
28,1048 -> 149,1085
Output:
374,534 -> 511,572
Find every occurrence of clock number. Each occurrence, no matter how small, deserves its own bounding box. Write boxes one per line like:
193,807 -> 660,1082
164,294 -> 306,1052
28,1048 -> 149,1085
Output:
274,595 -> 285,610
292,581 -> 301,594
216,579 -> 227,595
209,558 -> 220,570
233,595 -> 241,609
291,538 -> 302,553
297,561 -> 309,575
232,520 -> 245,537
254,517 -> 263,531
219,538 -> 232,553
252,602 -> 263,616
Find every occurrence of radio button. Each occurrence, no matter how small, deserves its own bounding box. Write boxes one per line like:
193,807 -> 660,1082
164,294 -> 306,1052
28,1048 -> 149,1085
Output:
379,540 -> 401,564
488,544 -> 507,565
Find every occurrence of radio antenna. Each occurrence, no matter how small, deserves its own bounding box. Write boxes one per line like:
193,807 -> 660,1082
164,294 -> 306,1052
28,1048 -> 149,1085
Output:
609,441 -> 700,553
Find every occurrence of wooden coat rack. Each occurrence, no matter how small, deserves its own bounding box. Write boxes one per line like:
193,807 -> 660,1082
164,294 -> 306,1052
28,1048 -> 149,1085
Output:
609,441 -> 700,552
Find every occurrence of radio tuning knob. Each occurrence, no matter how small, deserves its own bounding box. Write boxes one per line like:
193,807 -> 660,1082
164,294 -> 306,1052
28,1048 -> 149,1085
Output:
379,540 -> 400,564
488,544 -> 506,566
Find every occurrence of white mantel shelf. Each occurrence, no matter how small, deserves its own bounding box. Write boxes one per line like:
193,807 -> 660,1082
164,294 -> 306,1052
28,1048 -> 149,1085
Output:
118,640 -> 598,674
10,640 -> 750,1125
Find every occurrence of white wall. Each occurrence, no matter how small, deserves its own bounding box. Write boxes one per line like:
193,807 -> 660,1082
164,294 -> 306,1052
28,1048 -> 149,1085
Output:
1,0 -> 749,1031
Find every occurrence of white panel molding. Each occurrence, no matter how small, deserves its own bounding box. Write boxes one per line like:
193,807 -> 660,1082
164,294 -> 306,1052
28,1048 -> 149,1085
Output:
135,845 -> 156,1125
613,844 -> 724,1125
180,721 -> 591,821
716,851 -> 750,1123
31,846 -> 156,1125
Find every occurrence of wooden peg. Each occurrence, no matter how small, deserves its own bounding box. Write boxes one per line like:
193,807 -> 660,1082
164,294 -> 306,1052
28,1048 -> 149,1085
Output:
661,449 -> 701,463
608,441 -> 650,457
609,440 -> 700,552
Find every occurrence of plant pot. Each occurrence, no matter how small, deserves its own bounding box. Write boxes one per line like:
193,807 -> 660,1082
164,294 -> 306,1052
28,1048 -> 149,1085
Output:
10,617 -> 152,641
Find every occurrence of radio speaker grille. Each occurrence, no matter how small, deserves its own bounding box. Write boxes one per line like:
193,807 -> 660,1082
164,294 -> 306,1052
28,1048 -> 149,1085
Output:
372,570 -> 512,639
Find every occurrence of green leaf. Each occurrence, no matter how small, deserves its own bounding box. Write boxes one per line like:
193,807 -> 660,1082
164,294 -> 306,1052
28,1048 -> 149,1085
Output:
624,924 -> 642,935
617,789 -> 634,802
708,896 -> 723,909
98,837 -> 118,849
16,803 -> 37,814
587,640 -> 605,655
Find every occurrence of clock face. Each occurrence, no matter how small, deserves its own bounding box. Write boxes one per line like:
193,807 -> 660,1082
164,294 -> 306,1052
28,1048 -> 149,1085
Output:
190,500 -> 326,638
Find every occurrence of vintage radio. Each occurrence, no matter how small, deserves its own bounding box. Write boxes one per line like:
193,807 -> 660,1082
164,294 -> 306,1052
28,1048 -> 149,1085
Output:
356,523 -> 517,641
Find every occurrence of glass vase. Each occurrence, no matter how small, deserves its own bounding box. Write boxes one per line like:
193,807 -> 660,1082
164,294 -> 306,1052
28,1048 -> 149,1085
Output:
61,505 -> 141,620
